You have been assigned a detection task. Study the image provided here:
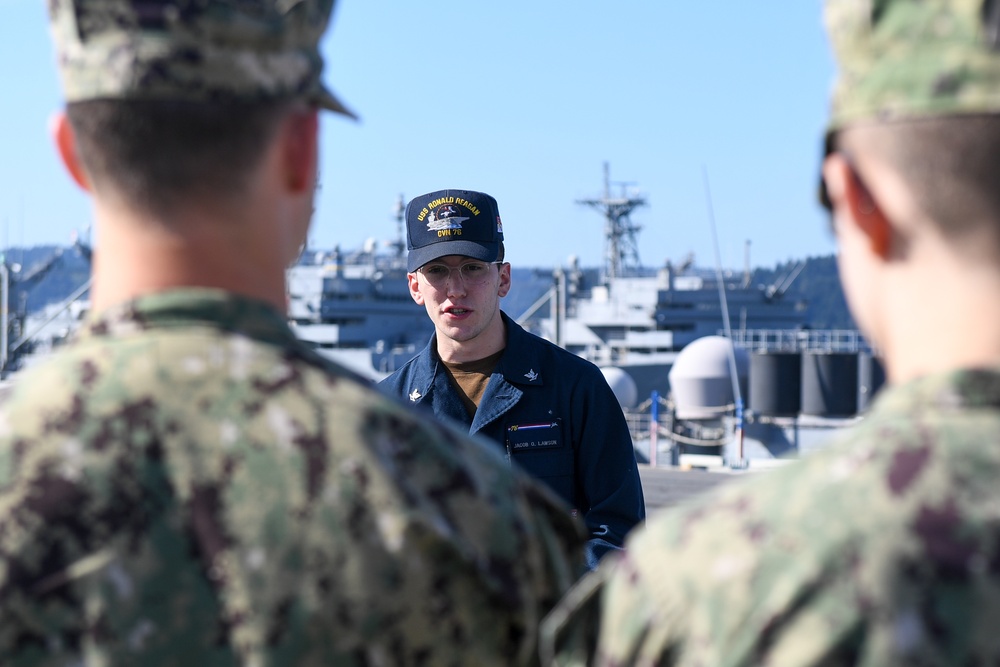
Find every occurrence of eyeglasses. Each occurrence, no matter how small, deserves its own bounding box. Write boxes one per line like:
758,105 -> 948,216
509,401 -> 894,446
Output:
417,261 -> 500,288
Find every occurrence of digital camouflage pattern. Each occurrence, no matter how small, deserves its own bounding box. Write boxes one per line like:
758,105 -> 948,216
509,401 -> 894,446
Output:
48,0 -> 355,116
542,368 -> 1000,666
826,0 -> 1000,129
0,289 -> 584,666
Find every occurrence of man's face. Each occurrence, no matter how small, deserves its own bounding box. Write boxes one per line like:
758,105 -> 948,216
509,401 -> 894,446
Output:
407,255 -> 511,348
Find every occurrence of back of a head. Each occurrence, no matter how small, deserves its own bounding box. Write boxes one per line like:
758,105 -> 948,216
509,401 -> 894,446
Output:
824,0 -> 1000,236
19,8 -> 586,667
48,0 -> 355,215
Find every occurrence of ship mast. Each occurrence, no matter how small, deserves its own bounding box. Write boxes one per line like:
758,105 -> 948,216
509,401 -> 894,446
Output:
390,193 -> 406,258
576,162 -> 647,284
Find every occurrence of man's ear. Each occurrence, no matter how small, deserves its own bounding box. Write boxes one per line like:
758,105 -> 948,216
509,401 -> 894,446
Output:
51,112 -> 91,192
282,108 -> 319,194
823,154 -> 892,259
497,262 -> 512,298
407,272 -> 424,305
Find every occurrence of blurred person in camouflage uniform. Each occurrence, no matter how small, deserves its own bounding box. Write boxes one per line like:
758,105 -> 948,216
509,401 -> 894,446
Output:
0,0 -> 585,664
542,1 -> 1000,665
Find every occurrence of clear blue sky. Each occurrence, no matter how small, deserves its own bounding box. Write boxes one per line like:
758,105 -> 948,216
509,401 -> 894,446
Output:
0,1 -> 837,271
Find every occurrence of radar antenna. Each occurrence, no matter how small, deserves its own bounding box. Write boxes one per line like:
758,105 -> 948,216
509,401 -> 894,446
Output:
576,161 -> 647,283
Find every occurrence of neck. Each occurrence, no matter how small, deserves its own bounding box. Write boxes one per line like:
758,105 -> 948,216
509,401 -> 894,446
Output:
89,199 -> 290,314
877,243 -> 1000,384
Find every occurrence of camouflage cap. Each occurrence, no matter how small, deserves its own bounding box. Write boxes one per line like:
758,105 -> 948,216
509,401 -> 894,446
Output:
826,0 -> 1000,129
47,0 -> 355,117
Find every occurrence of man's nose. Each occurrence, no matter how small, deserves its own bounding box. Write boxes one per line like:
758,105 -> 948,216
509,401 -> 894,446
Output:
444,269 -> 468,295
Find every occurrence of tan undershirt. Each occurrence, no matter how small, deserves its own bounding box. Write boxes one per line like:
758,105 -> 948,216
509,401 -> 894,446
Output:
440,350 -> 505,419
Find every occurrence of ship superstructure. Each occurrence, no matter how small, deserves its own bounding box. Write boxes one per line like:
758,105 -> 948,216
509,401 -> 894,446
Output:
523,164 -> 880,469
288,197 -> 433,379
532,163 -> 808,373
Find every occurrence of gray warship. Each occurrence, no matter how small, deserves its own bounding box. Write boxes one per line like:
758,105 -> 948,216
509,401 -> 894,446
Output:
4,175 -> 883,473
516,164 -> 884,470
287,232 -> 431,381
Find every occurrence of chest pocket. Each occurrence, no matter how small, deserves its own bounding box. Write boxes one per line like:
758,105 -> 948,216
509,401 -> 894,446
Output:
505,419 -> 576,506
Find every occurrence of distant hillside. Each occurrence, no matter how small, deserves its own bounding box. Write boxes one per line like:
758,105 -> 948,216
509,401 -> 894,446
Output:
750,255 -> 856,330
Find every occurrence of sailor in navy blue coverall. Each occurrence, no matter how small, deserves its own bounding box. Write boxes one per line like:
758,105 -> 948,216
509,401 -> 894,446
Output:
382,312 -> 646,567
379,189 -> 645,568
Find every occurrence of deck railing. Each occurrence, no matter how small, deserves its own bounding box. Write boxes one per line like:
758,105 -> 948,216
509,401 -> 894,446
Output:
728,328 -> 873,354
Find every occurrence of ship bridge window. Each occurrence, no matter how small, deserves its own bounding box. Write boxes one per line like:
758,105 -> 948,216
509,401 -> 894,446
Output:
322,292 -> 413,303
603,328 -> 627,341
324,293 -> 367,301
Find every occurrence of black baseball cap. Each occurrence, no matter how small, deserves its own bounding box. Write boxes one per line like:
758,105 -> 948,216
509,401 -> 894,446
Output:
405,189 -> 504,272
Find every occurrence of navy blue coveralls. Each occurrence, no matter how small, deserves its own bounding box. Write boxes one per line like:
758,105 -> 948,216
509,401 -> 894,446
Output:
380,312 -> 645,568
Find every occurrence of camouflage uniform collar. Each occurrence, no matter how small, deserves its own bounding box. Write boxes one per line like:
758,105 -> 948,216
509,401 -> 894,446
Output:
872,365 -> 1000,414
77,288 -> 296,346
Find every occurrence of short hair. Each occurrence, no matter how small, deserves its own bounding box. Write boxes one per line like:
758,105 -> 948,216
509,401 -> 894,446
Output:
497,241 -> 506,263
840,115 -> 1000,239
66,98 -> 292,217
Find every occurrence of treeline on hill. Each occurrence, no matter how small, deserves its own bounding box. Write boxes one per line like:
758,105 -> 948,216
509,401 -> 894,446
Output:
751,255 -> 856,330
